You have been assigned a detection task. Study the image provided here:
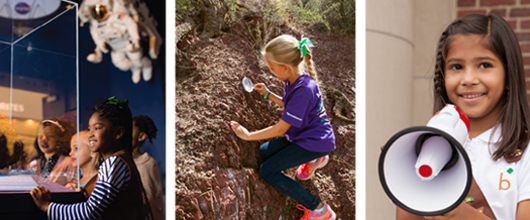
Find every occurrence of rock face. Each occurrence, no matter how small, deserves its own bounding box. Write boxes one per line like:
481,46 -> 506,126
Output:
176,23 -> 356,219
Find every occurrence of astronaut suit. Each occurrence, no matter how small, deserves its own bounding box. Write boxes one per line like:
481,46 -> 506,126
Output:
83,2 -> 152,84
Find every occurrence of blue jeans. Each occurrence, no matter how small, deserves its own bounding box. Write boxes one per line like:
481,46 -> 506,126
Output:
259,137 -> 331,210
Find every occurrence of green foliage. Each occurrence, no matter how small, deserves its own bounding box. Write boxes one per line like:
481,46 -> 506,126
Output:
224,0 -> 240,24
285,0 -> 355,35
287,0 -> 329,30
240,1 -> 282,51
322,0 -> 355,35
176,0 -> 195,20
231,0 -> 355,57
175,0 -> 355,35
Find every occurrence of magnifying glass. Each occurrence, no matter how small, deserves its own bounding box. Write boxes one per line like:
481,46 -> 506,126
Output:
242,77 -> 254,92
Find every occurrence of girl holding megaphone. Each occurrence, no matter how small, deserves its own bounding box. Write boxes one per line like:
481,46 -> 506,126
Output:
398,14 -> 530,220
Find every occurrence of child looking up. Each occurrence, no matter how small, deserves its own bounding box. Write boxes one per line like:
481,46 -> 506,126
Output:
31,97 -> 152,220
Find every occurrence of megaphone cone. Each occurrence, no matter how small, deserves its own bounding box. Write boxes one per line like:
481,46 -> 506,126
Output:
378,104 -> 472,216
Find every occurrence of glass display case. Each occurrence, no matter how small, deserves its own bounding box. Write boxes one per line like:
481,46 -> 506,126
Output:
0,0 -> 79,189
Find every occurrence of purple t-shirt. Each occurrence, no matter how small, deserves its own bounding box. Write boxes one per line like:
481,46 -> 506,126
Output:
281,74 -> 335,152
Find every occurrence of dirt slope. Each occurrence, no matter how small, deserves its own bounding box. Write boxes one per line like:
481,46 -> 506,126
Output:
175,22 -> 356,219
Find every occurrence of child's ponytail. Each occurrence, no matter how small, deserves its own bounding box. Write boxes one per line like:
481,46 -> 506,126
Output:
304,49 -> 320,87
133,115 -> 158,144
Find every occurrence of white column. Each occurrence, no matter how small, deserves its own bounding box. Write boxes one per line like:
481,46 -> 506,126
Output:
365,1 -> 456,219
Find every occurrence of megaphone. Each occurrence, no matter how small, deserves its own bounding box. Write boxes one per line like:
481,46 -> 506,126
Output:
378,104 -> 472,216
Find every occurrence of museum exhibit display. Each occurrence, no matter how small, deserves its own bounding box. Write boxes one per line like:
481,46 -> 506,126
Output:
0,1 -> 84,219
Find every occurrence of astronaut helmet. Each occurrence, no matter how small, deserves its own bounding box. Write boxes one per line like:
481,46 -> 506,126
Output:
89,4 -> 110,22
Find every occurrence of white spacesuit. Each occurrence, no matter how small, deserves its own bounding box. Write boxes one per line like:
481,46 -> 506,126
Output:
81,1 -> 157,84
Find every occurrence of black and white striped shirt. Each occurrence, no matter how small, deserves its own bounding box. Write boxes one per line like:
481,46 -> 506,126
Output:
47,156 -> 130,220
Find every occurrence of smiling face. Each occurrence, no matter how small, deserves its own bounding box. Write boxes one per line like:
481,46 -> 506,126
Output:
38,126 -> 58,157
87,113 -> 120,157
444,34 -> 506,131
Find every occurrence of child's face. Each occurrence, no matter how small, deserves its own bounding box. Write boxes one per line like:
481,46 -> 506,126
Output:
131,122 -> 141,149
87,113 -> 117,155
70,133 -> 92,168
266,58 -> 290,81
444,34 -> 505,124
38,126 -> 58,155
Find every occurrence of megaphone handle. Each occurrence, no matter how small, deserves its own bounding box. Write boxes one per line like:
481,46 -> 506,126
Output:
415,133 -> 459,171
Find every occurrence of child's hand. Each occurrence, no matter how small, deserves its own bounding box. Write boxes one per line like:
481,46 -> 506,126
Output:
29,159 -> 38,171
230,121 -> 250,140
423,203 -> 483,220
30,186 -> 52,212
254,83 -> 268,96
64,182 -> 79,192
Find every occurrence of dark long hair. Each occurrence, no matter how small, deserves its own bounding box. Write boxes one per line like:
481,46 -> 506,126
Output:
433,14 -> 530,160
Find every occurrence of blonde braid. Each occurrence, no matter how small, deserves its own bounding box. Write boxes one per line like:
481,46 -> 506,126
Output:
304,49 -> 319,86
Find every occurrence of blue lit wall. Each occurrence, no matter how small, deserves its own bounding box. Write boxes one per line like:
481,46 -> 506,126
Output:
76,0 -> 167,193
0,0 -> 166,194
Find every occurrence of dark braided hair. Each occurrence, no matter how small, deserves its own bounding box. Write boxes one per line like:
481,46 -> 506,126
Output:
433,14 -> 530,161
132,115 -> 158,144
95,98 -> 133,152
433,30 -> 449,112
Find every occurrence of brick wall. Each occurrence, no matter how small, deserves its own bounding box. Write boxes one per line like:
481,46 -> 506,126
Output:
457,0 -> 530,100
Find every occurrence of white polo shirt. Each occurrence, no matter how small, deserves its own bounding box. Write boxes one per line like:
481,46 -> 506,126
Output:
463,125 -> 530,220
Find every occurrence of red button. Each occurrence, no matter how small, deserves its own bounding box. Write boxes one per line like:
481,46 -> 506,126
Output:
419,165 -> 432,178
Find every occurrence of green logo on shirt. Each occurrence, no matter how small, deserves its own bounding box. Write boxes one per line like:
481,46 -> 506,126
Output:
507,168 -> 514,174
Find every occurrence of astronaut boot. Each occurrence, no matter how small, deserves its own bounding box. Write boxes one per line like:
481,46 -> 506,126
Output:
132,68 -> 142,84
141,57 -> 153,82
87,49 -> 103,63
111,51 -> 132,72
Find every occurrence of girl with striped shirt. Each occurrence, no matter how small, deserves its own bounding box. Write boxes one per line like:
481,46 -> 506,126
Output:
31,97 -> 152,220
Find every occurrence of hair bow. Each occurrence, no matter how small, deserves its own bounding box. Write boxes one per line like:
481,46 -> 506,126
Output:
298,35 -> 314,58
104,96 -> 129,110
